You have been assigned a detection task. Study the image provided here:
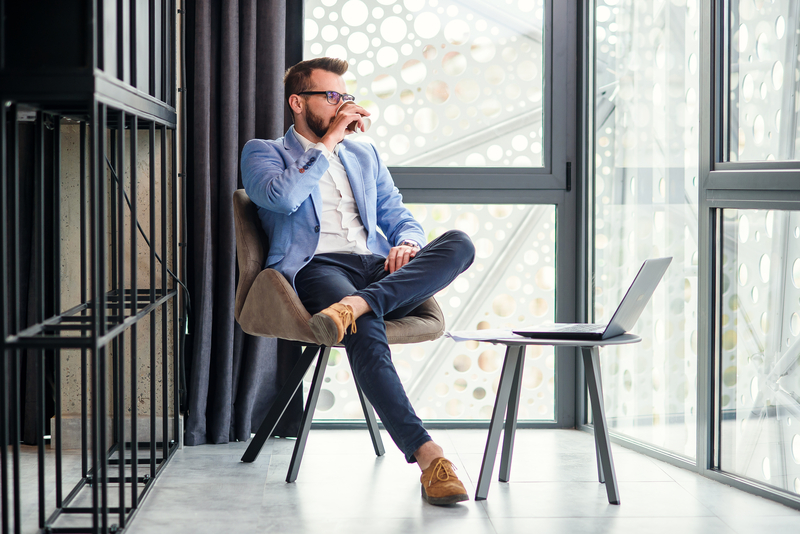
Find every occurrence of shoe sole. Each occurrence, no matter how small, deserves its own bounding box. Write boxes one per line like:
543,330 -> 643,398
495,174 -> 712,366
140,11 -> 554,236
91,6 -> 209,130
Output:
309,313 -> 340,347
421,485 -> 469,505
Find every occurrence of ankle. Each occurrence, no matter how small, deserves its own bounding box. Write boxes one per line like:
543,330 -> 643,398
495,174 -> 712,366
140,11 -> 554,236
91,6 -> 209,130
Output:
340,295 -> 371,319
414,441 -> 445,471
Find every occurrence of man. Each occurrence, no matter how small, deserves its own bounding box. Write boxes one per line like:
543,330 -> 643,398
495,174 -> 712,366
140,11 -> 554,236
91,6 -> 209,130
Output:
241,57 -> 475,505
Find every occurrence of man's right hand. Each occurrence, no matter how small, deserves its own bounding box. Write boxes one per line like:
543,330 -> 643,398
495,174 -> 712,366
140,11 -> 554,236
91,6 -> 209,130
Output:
321,103 -> 370,152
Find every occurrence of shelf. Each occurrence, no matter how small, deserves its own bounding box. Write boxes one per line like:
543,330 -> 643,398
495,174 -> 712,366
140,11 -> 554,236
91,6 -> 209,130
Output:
4,288 -> 178,350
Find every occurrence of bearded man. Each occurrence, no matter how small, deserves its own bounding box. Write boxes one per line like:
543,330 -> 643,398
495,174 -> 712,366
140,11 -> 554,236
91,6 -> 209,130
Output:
241,57 -> 475,505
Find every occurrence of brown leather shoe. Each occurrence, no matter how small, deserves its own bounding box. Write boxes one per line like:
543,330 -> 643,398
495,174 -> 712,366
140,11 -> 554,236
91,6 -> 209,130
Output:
420,457 -> 469,505
308,303 -> 357,346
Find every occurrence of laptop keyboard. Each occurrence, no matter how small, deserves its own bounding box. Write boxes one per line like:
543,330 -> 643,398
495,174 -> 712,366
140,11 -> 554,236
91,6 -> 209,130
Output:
554,324 -> 603,332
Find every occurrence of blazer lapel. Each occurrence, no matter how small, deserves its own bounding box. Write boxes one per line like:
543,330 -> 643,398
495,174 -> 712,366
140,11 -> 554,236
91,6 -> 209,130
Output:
283,125 -> 322,222
337,144 -> 370,230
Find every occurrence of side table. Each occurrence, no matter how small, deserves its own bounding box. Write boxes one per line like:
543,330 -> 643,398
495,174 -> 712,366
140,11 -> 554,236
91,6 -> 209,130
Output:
448,332 -> 641,504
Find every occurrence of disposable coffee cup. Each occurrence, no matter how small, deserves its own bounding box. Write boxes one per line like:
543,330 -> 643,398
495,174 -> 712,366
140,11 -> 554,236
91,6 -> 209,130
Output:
337,101 -> 371,133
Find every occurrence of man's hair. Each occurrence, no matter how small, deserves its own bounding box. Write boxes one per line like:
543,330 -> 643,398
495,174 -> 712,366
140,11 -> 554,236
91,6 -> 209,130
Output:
284,57 -> 349,107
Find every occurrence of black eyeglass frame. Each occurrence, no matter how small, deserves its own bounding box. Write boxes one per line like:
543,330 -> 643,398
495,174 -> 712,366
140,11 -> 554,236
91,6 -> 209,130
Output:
296,91 -> 356,105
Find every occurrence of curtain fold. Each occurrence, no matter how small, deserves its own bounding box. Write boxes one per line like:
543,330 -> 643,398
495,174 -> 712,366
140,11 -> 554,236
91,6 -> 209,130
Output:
185,0 -> 304,446
2,120 -> 56,446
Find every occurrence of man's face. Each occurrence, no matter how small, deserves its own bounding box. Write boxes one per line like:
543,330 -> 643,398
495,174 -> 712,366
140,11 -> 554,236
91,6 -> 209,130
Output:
300,69 -> 348,139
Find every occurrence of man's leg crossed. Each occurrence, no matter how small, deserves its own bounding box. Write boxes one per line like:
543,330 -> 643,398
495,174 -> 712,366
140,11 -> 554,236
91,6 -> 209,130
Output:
295,255 -> 432,462
355,230 -> 475,320
343,314 -> 432,463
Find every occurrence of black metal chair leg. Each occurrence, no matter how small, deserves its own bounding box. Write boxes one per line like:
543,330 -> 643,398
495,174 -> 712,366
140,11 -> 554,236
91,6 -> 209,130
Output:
353,371 -> 385,457
241,345 -> 321,463
499,348 -> 525,482
286,347 -> 331,483
475,345 -> 523,500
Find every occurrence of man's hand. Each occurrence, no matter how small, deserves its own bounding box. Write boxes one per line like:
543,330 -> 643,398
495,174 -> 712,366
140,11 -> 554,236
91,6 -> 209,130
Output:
384,244 -> 419,273
321,103 -> 370,152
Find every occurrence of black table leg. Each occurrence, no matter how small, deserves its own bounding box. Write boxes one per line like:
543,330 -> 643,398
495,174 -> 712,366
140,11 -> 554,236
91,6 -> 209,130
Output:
582,346 -> 619,504
475,345 -> 523,500
499,347 -> 526,482
287,347 -> 331,482
241,345 -> 321,463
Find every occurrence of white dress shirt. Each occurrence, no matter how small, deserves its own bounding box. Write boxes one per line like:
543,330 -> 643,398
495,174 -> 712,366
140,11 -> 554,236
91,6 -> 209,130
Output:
294,130 -> 372,256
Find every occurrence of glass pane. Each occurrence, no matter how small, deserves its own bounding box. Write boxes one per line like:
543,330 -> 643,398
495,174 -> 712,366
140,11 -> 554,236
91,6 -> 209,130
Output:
728,0 -> 800,161
593,0 -> 699,457
311,204 -> 556,421
719,209 -> 800,496
303,0 -> 545,167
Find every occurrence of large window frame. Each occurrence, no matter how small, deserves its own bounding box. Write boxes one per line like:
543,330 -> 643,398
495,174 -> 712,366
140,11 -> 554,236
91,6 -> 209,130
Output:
577,0 -> 705,464
700,0 -> 799,509
699,0 -> 800,509
575,0 -> 800,511
303,0 -> 580,429
392,0 -> 569,195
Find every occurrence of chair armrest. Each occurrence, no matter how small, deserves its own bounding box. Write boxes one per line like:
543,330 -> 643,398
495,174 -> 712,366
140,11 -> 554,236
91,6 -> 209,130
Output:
238,268 -> 446,346
385,298 -> 445,344
237,269 -> 318,344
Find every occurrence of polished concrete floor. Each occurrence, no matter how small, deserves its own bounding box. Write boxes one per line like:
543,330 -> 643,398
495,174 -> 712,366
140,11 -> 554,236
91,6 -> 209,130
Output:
115,428 -> 800,534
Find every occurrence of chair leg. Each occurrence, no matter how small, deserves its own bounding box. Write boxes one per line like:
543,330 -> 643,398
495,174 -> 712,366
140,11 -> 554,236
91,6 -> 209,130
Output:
286,347 -> 331,483
241,345 -> 320,463
499,347 -> 525,482
354,376 -> 385,457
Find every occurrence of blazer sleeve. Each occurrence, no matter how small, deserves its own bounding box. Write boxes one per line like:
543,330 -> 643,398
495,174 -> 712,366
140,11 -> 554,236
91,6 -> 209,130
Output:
371,143 -> 427,247
241,139 -> 329,215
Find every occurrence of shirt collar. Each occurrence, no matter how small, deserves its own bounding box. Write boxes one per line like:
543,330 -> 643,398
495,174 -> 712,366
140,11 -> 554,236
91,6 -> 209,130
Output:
293,129 -> 339,155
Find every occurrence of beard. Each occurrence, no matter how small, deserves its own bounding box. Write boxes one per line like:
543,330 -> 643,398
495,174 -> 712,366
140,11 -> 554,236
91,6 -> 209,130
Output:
305,106 -> 333,139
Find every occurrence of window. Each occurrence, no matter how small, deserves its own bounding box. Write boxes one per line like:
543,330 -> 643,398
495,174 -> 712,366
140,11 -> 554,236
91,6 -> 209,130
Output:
305,0 -> 546,168
302,0 -> 576,423
592,0 -> 700,457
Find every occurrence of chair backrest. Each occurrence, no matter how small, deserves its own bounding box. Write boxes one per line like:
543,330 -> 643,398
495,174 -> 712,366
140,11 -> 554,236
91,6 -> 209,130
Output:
233,190 -> 269,321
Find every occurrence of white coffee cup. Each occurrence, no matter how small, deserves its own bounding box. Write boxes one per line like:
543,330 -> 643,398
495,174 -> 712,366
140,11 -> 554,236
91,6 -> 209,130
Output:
337,101 -> 371,133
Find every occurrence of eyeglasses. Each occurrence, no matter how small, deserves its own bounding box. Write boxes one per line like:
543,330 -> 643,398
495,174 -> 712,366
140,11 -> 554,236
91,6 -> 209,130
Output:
297,91 -> 356,105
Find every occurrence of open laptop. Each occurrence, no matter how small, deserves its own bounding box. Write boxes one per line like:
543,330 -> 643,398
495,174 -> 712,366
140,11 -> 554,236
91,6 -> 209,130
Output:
513,257 -> 672,341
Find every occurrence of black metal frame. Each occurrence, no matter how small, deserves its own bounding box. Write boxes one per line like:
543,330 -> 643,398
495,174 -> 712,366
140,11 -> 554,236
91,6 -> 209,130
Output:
1,1 -> 183,533
241,343 -> 385,483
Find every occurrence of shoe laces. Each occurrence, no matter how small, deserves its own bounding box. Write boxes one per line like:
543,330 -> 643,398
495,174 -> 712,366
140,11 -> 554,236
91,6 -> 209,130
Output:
338,305 -> 357,335
428,458 -> 457,486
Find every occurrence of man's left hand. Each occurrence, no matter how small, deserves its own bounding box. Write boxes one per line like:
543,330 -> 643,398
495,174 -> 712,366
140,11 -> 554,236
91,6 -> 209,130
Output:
384,245 -> 419,273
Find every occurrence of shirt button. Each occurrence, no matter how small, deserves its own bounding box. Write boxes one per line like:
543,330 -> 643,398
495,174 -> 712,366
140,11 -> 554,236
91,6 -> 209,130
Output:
299,168 -> 305,173
314,225 -> 320,232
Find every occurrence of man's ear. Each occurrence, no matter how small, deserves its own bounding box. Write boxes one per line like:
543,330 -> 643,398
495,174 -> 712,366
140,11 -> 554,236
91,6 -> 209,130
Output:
288,95 -> 303,116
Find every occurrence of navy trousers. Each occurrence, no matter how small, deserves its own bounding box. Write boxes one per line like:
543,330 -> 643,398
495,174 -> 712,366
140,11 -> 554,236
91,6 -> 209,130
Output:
294,230 -> 475,462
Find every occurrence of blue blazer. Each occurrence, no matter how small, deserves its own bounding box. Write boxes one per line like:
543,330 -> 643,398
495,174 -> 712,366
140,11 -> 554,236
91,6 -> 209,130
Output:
241,126 -> 426,292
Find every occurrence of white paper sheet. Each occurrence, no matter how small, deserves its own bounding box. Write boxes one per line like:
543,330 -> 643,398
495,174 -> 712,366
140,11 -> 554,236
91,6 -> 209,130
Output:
445,329 -> 516,342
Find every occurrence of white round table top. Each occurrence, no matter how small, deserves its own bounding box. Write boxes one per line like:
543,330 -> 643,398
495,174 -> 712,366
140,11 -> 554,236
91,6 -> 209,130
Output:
463,333 -> 642,347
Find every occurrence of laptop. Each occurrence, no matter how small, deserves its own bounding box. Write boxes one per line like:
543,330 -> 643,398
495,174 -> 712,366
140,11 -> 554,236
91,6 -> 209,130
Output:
513,257 -> 672,341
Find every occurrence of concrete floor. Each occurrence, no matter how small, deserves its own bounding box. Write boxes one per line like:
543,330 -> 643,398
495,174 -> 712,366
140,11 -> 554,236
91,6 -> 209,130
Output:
114,428 -> 800,534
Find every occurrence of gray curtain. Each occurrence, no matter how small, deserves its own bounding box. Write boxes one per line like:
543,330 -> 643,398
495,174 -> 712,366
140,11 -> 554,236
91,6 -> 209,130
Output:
3,121 -> 56,446
185,0 -> 305,445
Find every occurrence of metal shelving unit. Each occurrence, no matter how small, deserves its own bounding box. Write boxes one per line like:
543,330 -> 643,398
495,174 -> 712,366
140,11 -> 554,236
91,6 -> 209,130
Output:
1,1 -> 183,532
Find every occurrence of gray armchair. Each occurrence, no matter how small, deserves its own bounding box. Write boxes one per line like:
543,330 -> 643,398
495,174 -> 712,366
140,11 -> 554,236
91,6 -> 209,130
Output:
233,189 -> 445,481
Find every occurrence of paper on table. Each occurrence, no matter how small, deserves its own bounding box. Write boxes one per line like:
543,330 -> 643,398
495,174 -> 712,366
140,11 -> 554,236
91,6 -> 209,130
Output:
445,329 -> 516,342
